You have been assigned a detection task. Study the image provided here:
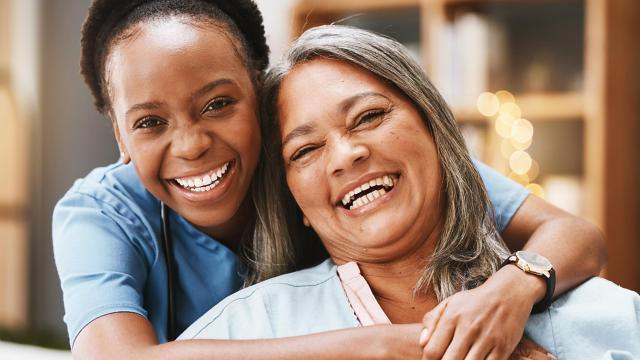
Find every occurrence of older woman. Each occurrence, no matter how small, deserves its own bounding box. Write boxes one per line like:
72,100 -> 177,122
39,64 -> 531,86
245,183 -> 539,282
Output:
180,26 -> 640,359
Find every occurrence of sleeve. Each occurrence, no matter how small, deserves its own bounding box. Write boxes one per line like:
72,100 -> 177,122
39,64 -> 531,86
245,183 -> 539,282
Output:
474,160 -> 529,233
52,191 -> 152,347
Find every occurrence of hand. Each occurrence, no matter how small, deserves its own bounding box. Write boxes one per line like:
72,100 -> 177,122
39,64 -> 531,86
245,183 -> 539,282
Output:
419,265 -> 546,360
509,338 -> 556,360
374,323 -> 424,360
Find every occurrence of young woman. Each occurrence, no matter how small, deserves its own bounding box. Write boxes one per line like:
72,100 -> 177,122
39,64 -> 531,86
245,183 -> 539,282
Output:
181,25 -> 639,360
53,0 -> 606,359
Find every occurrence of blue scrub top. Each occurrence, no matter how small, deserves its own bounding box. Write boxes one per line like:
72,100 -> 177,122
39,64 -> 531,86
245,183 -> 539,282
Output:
53,160 -> 527,346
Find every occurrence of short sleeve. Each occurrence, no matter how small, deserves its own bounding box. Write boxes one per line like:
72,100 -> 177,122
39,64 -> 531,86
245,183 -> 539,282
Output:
52,191 -> 153,347
474,160 -> 529,233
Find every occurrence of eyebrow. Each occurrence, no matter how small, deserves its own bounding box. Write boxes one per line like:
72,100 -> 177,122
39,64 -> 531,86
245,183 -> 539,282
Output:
281,92 -> 390,148
282,123 -> 316,149
339,92 -> 389,113
124,78 -> 235,118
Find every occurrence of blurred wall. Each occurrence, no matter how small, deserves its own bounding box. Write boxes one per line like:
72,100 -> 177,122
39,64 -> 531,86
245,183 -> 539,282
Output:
30,0 -> 118,336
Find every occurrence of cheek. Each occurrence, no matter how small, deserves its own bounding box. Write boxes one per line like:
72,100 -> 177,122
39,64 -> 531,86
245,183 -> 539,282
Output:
287,166 -> 326,211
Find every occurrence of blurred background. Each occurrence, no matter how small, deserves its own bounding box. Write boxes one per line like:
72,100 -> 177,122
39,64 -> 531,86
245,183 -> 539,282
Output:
0,0 -> 638,355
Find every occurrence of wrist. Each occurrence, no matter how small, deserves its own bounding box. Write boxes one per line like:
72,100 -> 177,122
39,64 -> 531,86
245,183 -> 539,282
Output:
499,264 -> 547,304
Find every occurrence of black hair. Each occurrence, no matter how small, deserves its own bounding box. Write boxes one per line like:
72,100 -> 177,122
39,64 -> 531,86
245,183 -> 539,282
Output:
80,0 -> 269,114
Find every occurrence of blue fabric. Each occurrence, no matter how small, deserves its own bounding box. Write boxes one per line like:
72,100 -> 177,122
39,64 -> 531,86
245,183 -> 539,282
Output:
474,160 -> 529,232
52,160 -> 526,346
180,260 -> 640,360
53,162 -> 244,346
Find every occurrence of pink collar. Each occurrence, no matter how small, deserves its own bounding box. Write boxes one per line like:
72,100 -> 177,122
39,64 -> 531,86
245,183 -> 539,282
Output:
336,262 -> 392,326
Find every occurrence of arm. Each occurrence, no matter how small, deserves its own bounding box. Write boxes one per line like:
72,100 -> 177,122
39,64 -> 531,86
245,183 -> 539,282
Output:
420,195 -> 607,360
73,313 -> 423,360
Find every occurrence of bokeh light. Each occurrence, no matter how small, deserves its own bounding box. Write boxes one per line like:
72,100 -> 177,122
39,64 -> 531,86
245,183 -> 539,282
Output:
511,118 -> 534,143
495,113 -> 516,138
527,160 -> 540,182
500,138 -> 515,159
509,150 -> 532,175
477,92 -> 500,117
508,172 -> 530,186
495,90 -> 515,104
526,183 -> 545,198
499,102 -> 522,119
510,137 -> 532,151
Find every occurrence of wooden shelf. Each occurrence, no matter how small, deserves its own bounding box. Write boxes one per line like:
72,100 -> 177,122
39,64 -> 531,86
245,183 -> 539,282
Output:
295,0 -> 419,14
453,92 -> 583,123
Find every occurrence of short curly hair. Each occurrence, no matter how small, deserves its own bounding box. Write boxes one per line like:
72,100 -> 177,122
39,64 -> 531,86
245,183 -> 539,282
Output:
80,0 -> 269,114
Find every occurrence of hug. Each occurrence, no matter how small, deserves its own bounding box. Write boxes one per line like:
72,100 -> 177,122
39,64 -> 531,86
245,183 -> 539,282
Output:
52,1 -> 637,359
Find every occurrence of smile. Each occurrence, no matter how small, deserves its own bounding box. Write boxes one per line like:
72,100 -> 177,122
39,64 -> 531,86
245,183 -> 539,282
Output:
173,161 -> 231,193
340,174 -> 396,210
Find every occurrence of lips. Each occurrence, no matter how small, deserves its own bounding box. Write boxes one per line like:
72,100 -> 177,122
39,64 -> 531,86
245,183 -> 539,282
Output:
173,161 -> 231,193
338,174 -> 397,210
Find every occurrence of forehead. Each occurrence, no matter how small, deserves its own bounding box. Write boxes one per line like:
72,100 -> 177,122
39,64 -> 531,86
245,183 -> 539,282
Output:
277,59 -> 400,133
106,17 -> 251,105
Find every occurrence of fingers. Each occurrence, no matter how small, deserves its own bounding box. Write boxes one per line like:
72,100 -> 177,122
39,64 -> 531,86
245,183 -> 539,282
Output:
420,300 -> 447,346
421,314 -> 455,360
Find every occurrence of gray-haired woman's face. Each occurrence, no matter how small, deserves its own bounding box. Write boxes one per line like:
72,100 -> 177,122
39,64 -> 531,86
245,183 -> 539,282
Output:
277,58 -> 445,262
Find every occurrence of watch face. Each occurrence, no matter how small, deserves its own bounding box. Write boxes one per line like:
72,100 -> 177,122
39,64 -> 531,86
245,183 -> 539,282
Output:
516,251 -> 552,271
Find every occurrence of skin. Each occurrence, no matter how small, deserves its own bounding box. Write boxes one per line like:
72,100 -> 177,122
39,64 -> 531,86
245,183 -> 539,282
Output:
74,17 -> 423,360
277,58 -> 605,360
72,15 -> 606,360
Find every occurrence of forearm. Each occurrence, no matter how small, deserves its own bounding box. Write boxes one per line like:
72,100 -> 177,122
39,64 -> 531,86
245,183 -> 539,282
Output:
501,195 -> 607,300
519,216 -> 606,296
74,314 -> 422,360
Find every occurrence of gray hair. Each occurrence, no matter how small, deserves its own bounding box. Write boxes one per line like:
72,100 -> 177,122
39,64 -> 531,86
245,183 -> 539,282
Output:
256,25 -> 509,300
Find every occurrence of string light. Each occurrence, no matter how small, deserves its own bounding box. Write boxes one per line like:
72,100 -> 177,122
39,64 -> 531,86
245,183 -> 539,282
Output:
477,92 -> 500,117
476,91 -> 544,198
511,118 -> 534,143
509,150 -> 532,175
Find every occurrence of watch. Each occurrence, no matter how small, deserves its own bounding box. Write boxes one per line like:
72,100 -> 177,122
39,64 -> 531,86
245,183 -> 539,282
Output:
501,250 -> 556,314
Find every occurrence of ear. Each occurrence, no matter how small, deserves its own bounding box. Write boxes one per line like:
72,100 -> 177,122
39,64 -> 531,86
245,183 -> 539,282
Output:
302,214 -> 310,227
111,115 -> 131,164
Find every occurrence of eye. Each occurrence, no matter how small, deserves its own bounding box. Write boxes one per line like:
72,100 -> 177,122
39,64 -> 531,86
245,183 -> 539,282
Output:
133,116 -> 164,130
353,109 -> 386,129
202,97 -> 236,115
291,144 -> 321,162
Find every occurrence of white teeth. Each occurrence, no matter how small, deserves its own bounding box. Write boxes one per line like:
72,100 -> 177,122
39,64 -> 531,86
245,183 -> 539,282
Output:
343,174 -> 396,210
175,161 -> 230,192
203,174 -> 212,186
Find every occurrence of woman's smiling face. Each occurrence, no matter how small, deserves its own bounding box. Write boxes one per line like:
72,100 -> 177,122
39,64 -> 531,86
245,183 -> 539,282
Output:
106,17 -> 260,238
278,58 -> 444,262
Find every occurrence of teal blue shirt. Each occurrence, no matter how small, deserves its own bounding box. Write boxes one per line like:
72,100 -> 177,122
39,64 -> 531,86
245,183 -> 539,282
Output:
53,160 -> 527,346
180,259 -> 640,360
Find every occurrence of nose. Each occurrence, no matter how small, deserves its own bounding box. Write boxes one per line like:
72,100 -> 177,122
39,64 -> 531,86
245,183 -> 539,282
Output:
326,136 -> 370,177
170,122 -> 212,160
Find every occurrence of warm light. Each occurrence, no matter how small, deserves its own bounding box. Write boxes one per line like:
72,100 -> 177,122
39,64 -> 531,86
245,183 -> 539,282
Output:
526,183 -> 545,198
508,172 -> 530,186
510,137 -> 532,151
495,114 -> 516,138
527,160 -> 540,182
499,102 -> 522,119
495,90 -> 515,104
500,138 -> 514,159
477,92 -> 500,117
511,118 -> 534,143
509,150 -> 532,175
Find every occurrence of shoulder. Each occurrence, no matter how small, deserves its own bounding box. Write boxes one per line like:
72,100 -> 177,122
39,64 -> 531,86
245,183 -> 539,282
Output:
525,277 -> 640,359
55,162 -> 156,217
52,162 -> 160,263
179,259 -> 359,340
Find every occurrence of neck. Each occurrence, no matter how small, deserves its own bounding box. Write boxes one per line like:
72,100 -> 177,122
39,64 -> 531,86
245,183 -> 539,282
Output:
197,195 -> 254,252
355,224 -> 442,324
